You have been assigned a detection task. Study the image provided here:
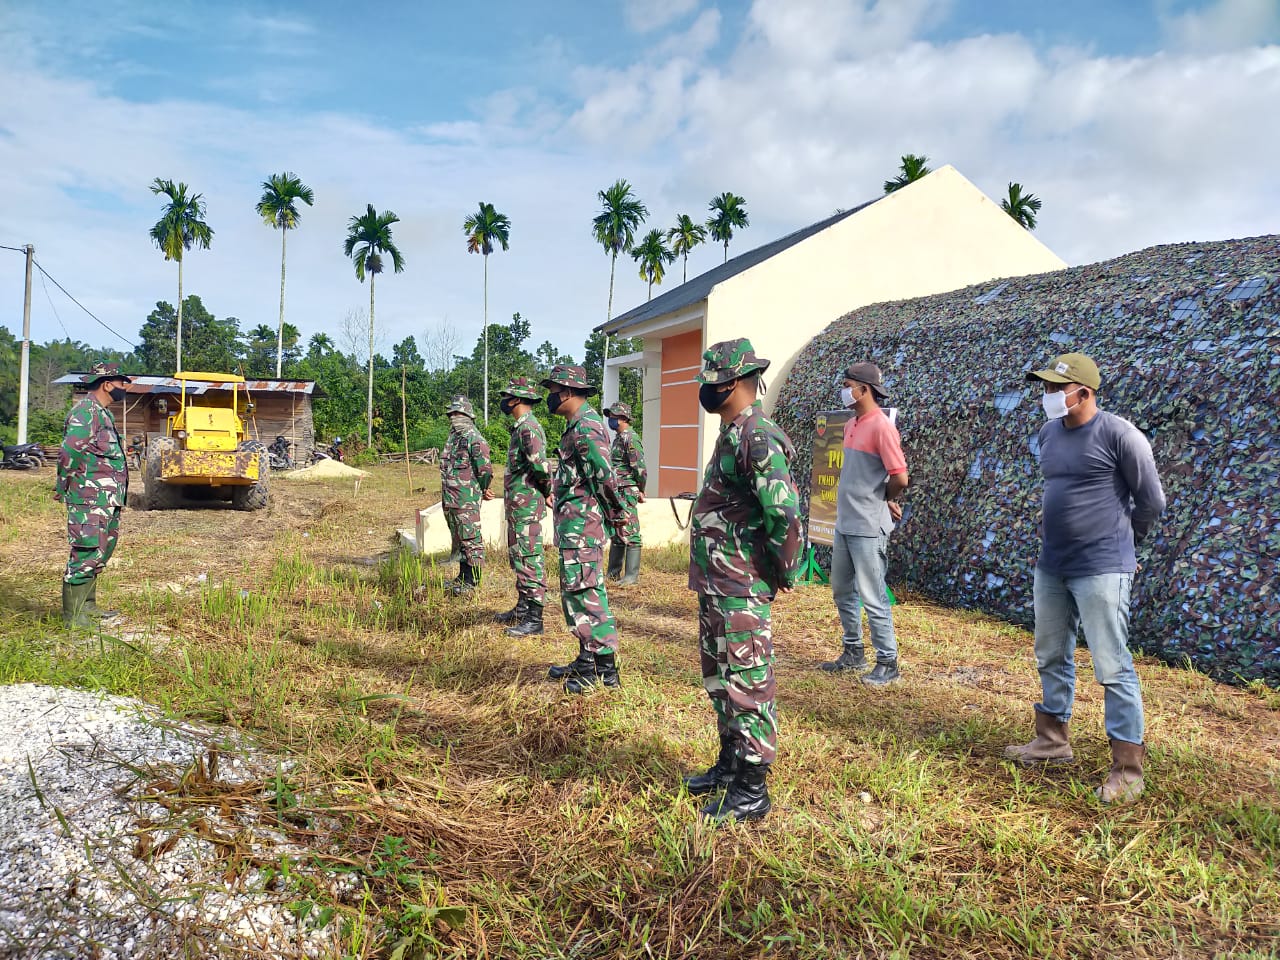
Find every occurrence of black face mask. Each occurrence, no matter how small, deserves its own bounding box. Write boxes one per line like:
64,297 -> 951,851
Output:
699,382 -> 732,413
546,391 -> 565,415
499,397 -> 516,416
107,386 -> 127,403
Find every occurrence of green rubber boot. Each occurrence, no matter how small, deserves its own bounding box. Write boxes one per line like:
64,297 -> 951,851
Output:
62,580 -> 95,629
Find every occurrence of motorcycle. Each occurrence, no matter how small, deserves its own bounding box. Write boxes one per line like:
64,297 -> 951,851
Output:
1,442 -> 46,470
310,437 -> 344,464
268,435 -> 295,471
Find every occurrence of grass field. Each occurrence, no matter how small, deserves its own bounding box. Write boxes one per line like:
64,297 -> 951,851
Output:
1,465 -> 1277,959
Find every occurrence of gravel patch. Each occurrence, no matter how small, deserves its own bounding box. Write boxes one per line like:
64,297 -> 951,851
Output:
0,684 -> 348,959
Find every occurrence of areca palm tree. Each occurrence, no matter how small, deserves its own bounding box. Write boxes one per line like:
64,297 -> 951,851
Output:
666,214 -> 706,283
592,179 -> 648,364
631,229 -> 676,301
706,192 -> 748,263
1001,182 -> 1043,230
462,201 -> 511,423
149,179 -> 213,371
256,172 -> 315,377
883,154 -> 932,193
343,204 -> 406,447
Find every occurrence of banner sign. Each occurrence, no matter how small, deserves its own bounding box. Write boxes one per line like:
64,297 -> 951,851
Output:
806,407 -> 897,547
806,409 -> 853,547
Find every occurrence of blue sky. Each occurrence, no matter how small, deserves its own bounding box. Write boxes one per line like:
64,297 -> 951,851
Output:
1,0 -> 1278,364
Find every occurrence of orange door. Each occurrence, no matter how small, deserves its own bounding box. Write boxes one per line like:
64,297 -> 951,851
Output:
658,330 -> 703,497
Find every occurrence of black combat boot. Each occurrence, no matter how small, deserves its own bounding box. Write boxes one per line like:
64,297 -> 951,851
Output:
564,652 -> 620,694
820,642 -> 867,673
506,601 -> 544,637
861,659 -> 900,687
548,642 -> 594,680
619,546 -> 641,586
494,597 -> 528,625
702,762 -> 771,823
448,563 -> 480,596
606,541 -> 624,581
682,735 -> 736,795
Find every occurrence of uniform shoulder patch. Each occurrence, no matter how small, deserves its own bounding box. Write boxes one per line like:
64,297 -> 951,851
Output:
747,428 -> 774,471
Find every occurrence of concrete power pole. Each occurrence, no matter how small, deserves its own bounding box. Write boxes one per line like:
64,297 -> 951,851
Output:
16,244 -> 33,444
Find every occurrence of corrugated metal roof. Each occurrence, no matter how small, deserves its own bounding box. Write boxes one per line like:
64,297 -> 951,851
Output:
55,374 -> 321,397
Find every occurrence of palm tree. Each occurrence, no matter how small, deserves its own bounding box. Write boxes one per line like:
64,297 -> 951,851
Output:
343,204 -> 406,448
666,214 -> 706,283
592,179 -> 648,364
256,172 -> 315,377
706,192 -> 749,263
462,201 -> 511,423
631,229 -> 676,301
883,154 -> 932,194
1001,182 -> 1043,230
307,332 -> 334,357
149,179 -> 213,371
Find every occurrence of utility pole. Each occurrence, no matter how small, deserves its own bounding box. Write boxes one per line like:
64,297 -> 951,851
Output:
17,244 -> 33,444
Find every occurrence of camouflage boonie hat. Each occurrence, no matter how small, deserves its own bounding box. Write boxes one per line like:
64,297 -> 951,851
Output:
602,401 -> 634,422
500,376 -> 541,402
540,364 -> 595,392
445,395 -> 476,419
695,338 -> 771,385
79,360 -> 132,384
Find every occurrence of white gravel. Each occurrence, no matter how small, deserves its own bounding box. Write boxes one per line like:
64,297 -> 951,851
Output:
0,684 -> 349,959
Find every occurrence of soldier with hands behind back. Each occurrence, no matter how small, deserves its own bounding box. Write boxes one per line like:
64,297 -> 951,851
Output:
440,396 -> 493,596
57,361 -> 133,628
683,339 -> 803,824
603,401 -> 647,586
495,377 -> 552,636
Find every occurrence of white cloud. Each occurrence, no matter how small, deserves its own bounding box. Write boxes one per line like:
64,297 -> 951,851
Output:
623,0 -> 700,33
1159,0 -> 1280,52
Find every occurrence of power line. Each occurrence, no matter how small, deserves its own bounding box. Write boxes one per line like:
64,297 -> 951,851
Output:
37,269 -> 73,339
0,243 -> 30,253
31,259 -> 137,349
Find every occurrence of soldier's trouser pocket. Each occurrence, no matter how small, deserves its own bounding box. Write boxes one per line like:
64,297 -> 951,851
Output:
65,507 -> 120,584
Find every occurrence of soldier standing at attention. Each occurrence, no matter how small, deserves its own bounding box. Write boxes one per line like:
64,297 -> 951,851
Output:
494,377 -> 552,637
57,361 -> 132,628
683,339 -> 802,824
603,401 -> 647,586
541,365 -> 627,694
440,396 -> 493,596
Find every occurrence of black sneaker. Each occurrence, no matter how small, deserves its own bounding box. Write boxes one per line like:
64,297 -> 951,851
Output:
820,646 -> 867,673
861,660 -> 900,687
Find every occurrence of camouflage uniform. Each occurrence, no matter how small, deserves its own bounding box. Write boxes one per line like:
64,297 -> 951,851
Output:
604,402 -> 647,548
689,340 -> 802,770
502,378 -> 551,608
542,365 -> 626,667
440,396 -> 492,569
58,392 -> 128,585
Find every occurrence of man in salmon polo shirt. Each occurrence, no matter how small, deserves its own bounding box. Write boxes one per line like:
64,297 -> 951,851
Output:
819,361 -> 909,686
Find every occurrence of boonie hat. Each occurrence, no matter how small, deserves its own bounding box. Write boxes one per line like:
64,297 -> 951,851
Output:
602,401 -> 633,422
500,376 -> 541,402
696,338 -> 771,385
843,361 -> 889,400
445,395 -> 476,419
1026,353 -> 1101,391
80,361 -> 133,385
540,364 -> 595,392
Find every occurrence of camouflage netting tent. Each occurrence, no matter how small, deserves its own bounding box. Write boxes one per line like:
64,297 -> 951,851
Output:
774,236 -> 1279,686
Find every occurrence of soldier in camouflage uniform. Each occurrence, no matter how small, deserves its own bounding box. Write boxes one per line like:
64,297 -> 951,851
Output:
541,364 -> 627,693
683,338 -> 802,824
56,361 -> 133,628
495,377 -> 552,636
440,396 -> 493,595
603,401 -> 647,586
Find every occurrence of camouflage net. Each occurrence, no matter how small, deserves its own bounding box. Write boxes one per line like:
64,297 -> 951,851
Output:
774,236 -> 1279,686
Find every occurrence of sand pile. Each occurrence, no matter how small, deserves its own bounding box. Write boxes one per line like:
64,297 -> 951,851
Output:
282,459 -> 369,481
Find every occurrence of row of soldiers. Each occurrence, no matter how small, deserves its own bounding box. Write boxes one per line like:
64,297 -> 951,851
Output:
435,341 -> 796,822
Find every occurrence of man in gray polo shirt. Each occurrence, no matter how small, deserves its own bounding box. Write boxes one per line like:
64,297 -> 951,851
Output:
1006,353 -> 1166,804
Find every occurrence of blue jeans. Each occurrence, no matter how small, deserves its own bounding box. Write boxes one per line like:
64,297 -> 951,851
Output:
1032,568 -> 1144,744
831,532 -> 896,663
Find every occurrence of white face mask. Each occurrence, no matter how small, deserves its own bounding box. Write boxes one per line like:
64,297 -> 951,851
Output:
1041,387 -> 1080,420
840,386 -> 856,408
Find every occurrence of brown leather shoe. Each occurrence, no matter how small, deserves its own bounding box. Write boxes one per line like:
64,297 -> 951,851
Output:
1097,739 -> 1145,804
1004,710 -> 1074,765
